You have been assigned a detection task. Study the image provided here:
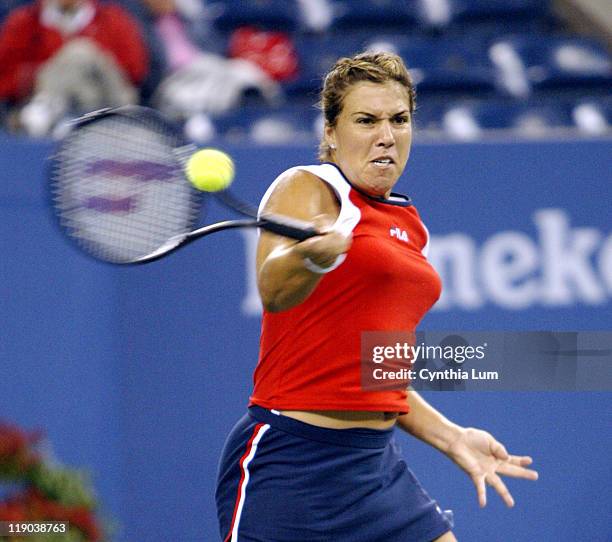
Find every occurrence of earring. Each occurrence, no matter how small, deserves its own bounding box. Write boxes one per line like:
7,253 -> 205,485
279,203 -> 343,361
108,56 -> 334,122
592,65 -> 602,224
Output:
329,143 -> 336,150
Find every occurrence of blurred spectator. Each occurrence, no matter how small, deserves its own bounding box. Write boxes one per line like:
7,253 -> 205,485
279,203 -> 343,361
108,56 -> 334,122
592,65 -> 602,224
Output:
228,26 -> 299,82
0,0 -> 148,136
141,0 -> 280,128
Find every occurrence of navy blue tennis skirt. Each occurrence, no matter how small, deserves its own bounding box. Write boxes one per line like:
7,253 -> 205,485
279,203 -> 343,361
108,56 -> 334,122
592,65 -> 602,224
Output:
216,406 -> 454,542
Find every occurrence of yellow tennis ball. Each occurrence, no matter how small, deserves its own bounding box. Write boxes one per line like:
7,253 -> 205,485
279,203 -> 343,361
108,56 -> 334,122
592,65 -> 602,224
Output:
185,148 -> 235,192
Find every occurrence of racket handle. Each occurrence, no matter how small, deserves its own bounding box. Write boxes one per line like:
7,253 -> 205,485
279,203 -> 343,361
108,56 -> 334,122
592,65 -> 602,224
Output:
134,216 -> 318,264
257,214 -> 319,241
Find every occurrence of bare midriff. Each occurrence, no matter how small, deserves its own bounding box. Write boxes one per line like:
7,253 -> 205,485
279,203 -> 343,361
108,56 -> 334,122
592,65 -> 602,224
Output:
280,410 -> 399,430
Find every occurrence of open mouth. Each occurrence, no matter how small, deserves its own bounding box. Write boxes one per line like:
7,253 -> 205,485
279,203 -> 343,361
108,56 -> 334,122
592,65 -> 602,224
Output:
371,158 -> 394,166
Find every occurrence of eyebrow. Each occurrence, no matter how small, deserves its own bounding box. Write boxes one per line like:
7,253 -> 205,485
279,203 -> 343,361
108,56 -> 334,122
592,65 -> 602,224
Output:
352,110 -> 411,117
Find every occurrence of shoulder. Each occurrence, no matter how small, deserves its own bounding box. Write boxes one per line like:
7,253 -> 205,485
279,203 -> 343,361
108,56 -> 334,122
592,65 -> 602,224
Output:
268,166 -> 329,197
259,165 -> 339,219
260,165 -> 335,207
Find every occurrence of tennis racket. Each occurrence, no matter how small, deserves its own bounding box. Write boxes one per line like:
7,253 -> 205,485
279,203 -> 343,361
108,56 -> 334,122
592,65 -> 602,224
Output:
48,105 -> 318,264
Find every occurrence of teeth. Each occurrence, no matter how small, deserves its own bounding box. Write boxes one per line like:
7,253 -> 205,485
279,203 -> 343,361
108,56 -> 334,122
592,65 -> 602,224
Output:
373,159 -> 391,165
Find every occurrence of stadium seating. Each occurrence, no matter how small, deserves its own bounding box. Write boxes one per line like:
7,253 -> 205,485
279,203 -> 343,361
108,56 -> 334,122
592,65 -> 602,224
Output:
284,34 -> 370,96
327,0 -> 420,32
1,0 -> 610,141
571,98 -> 612,135
491,35 -> 612,93
213,103 -> 323,144
445,0 -> 550,25
447,100 -> 572,133
208,0 -> 300,32
286,33 -> 498,97
418,0 -> 555,35
215,0 -> 608,142
394,37 -> 496,94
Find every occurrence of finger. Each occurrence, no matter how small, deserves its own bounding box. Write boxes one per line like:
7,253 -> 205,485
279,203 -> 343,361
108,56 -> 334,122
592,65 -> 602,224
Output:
325,231 -> 352,251
316,257 -> 338,268
496,462 -> 539,480
472,474 -> 487,508
508,455 -> 534,467
311,214 -> 336,233
491,440 -> 509,461
487,473 -> 515,508
519,456 -> 533,466
293,235 -> 334,255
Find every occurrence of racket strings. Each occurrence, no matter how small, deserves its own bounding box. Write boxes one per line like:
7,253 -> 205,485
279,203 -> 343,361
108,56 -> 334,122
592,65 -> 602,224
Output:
57,117 -> 186,257
52,114 -> 200,263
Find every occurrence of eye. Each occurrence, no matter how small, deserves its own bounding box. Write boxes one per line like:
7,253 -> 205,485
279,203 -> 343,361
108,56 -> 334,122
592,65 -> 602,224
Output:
393,115 -> 410,125
356,117 -> 375,125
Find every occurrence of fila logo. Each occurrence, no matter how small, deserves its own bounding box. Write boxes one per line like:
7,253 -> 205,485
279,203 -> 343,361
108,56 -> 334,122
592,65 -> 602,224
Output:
390,226 -> 409,243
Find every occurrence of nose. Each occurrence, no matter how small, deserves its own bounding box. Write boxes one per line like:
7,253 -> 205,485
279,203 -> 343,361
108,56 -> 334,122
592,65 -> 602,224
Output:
376,119 -> 394,147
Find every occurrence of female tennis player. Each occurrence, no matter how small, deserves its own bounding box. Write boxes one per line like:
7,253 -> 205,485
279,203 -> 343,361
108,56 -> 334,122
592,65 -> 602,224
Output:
216,52 -> 538,542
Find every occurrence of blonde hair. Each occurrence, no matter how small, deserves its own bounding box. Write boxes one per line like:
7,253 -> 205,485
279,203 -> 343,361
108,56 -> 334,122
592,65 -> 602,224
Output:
318,51 -> 415,162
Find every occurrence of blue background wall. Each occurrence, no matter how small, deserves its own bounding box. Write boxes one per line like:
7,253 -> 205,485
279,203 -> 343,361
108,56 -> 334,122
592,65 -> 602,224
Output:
1,135 -> 610,541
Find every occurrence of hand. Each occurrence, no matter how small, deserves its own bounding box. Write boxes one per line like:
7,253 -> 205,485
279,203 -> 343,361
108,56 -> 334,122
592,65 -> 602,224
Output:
446,427 -> 538,508
293,214 -> 352,270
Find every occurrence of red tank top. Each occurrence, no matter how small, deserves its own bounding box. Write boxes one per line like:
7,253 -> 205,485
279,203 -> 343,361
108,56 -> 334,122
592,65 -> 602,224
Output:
249,164 -> 442,413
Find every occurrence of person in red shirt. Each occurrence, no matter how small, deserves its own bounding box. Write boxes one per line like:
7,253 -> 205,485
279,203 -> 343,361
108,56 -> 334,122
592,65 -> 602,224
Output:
0,0 -> 148,135
216,52 -> 539,541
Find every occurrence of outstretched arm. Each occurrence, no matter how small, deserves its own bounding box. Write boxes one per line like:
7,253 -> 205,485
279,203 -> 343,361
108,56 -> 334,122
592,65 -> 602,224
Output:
396,390 -> 538,507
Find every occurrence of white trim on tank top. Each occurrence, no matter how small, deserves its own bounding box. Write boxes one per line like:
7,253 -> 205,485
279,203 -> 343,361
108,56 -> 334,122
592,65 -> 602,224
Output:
258,164 -> 361,272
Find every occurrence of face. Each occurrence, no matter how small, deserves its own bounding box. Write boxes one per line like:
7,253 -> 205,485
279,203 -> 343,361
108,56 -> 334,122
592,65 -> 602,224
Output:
325,81 -> 412,198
